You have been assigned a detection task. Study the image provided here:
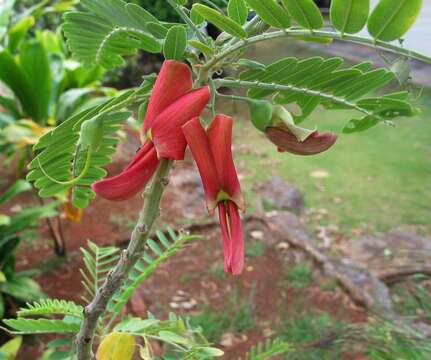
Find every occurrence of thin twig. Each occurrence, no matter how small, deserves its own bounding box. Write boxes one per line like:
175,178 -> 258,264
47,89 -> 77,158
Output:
202,29 -> 431,71
75,159 -> 173,360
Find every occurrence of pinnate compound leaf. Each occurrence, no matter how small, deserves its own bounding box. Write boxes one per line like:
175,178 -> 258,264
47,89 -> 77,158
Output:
245,0 -> 291,29
192,4 -> 247,39
282,0 -> 323,29
62,0 -> 162,69
367,0 -> 423,41
330,0 -> 370,34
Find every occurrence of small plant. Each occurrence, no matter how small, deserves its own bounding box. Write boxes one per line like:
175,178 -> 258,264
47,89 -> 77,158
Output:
285,262 -> 313,289
0,180 -> 56,320
277,312 -> 344,360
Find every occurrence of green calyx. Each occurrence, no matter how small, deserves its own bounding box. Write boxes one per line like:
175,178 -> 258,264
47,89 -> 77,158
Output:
79,116 -> 104,152
248,99 -> 273,132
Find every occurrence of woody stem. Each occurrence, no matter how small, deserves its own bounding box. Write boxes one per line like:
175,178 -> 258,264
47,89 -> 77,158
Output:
75,159 -> 173,360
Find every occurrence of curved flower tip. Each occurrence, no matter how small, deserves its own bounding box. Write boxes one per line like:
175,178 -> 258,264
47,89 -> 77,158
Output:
265,127 -> 338,155
92,144 -> 159,201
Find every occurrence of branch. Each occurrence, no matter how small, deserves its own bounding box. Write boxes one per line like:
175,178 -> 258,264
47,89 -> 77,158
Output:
75,159 -> 173,360
377,266 -> 431,285
203,29 -> 431,71
214,78 -> 373,116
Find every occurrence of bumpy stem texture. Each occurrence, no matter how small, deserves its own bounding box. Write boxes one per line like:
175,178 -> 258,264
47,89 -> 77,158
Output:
75,159 -> 173,360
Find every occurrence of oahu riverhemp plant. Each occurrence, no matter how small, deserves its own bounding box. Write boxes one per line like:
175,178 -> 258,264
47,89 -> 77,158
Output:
2,0 -> 430,359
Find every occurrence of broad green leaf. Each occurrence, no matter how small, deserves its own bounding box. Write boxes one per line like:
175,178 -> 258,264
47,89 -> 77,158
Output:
7,16 -> 35,53
330,0 -> 370,34
0,276 -> 45,302
0,51 -> 34,114
96,332 -> 135,360
0,336 -> 22,360
19,40 -> 52,123
282,0 -> 323,29
245,0 -> 291,29
228,0 -> 248,25
0,0 -> 15,41
367,0 -> 423,41
192,4 -> 247,38
163,26 -> 187,60
0,180 -> 31,206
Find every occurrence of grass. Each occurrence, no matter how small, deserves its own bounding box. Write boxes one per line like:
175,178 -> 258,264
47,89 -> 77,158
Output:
277,312 -> 344,360
245,241 -> 266,258
189,289 -> 256,343
284,262 -> 314,289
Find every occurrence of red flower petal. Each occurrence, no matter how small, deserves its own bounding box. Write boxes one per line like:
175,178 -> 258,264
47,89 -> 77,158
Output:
208,114 -> 245,211
143,60 -> 193,132
182,117 -> 220,212
92,144 -> 159,201
226,201 -> 244,275
265,127 -> 338,155
151,86 -> 210,160
124,141 -> 154,171
218,201 -> 244,275
218,202 -> 232,273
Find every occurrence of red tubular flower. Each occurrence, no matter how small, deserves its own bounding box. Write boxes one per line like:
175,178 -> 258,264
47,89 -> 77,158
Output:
92,60 -> 210,201
266,127 -> 338,155
182,115 -> 246,275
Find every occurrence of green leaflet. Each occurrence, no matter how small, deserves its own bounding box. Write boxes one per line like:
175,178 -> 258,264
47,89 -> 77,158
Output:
188,40 -> 214,56
282,0 -> 323,30
228,0 -> 248,25
163,25 -> 187,60
343,115 -> 379,133
245,0 -> 291,29
192,4 -> 247,39
190,6 -> 205,25
368,0 -> 423,41
330,0 -> 370,34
